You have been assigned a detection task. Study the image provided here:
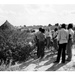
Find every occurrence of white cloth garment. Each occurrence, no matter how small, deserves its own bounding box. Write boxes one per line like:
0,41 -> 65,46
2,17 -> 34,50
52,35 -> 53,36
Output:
57,28 -> 68,44
68,29 -> 74,39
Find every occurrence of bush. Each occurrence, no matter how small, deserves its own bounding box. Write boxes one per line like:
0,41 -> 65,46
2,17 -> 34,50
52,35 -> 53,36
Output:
0,29 -> 36,67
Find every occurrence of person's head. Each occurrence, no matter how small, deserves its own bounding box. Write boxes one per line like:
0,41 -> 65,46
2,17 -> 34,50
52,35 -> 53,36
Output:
39,27 -> 42,32
58,24 -> 61,30
51,30 -> 54,34
61,23 -> 66,29
68,23 -> 73,29
54,28 -> 58,32
41,29 -> 45,33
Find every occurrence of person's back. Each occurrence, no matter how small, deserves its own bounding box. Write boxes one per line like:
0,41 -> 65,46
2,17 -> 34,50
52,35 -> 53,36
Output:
54,24 -> 68,63
35,28 -> 45,59
53,28 -> 58,40
36,31 -> 45,42
58,28 -> 68,44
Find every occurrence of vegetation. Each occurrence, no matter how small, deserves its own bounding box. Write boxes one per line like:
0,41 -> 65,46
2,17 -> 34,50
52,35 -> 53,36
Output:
0,20 -> 75,71
0,20 -> 37,71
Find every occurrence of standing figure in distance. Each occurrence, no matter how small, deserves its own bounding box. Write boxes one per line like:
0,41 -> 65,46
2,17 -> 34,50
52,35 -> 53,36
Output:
35,28 -> 45,60
54,24 -> 68,63
45,29 -> 51,50
53,28 -> 59,51
66,23 -> 74,61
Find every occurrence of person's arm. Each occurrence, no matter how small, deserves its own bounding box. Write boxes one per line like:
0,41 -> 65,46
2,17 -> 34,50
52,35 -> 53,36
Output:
34,34 -> 38,46
68,30 -> 73,40
53,32 -> 58,39
57,30 -> 61,42
69,34 -> 71,40
66,30 -> 69,41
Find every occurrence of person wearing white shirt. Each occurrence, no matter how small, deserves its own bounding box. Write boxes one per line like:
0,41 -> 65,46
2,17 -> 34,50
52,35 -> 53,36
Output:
45,29 -> 51,49
53,28 -> 59,51
66,24 -> 74,61
54,24 -> 68,63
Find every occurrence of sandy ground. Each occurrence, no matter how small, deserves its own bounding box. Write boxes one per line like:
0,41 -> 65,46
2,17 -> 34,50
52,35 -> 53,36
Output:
14,48 -> 75,71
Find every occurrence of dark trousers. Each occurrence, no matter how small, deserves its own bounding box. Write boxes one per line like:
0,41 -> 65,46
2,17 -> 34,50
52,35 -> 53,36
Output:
37,41 -> 45,58
53,39 -> 59,51
67,39 -> 73,60
46,37 -> 50,49
56,43 -> 67,62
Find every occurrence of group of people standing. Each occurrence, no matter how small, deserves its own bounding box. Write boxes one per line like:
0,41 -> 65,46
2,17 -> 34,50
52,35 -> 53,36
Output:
54,24 -> 74,63
35,23 -> 74,64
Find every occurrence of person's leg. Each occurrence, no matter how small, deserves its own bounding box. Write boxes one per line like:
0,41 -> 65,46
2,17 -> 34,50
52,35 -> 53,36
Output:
45,38 -> 47,49
54,44 -> 62,63
66,44 -> 68,55
37,43 -> 40,58
36,42 -> 41,65
54,39 -> 58,51
62,43 -> 67,63
67,40 -> 72,61
53,39 -> 55,49
56,39 -> 59,51
40,41 -> 45,59
47,37 -> 50,49
41,49 -> 44,59
46,37 -> 49,49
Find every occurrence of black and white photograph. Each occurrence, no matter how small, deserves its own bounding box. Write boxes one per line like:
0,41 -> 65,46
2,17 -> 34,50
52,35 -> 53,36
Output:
0,0 -> 75,72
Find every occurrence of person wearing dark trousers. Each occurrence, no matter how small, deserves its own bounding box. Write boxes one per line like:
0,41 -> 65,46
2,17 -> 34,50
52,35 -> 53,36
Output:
37,41 -> 45,59
54,24 -> 68,63
67,39 -> 73,61
56,43 -> 67,63
53,28 -> 59,51
35,28 -> 45,59
66,23 -> 74,61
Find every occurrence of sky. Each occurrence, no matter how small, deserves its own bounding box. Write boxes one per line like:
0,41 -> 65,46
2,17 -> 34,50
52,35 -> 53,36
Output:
0,4 -> 75,26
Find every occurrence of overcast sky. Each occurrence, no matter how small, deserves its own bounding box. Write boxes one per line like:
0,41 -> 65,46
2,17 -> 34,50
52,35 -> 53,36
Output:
0,4 -> 75,26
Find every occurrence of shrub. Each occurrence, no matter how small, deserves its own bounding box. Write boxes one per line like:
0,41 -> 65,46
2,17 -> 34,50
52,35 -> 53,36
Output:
0,28 -> 36,67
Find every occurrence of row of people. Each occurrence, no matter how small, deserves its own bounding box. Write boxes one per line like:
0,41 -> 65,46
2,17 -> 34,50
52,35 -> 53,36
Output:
54,23 -> 74,63
34,23 -> 74,63
34,27 -> 57,60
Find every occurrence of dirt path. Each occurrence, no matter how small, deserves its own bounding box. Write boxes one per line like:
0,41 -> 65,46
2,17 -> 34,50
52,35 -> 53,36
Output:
7,48 -> 75,71
16,48 -> 75,71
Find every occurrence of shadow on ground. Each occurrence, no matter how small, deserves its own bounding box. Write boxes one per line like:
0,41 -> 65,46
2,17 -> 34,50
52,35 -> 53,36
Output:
19,51 -> 68,71
46,61 -> 69,71
19,53 -> 57,70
